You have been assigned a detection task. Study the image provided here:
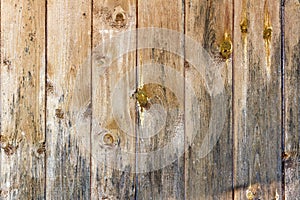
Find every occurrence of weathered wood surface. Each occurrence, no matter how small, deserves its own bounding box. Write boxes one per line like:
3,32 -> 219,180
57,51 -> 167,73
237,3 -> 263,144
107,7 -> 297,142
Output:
0,0 -> 299,199
91,0 -> 136,199
0,0 -> 46,199
136,0 -> 185,199
284,0 -> 300,199
233,0 -> 282,199
46,0 -> 91,199
185,0 -> 233,199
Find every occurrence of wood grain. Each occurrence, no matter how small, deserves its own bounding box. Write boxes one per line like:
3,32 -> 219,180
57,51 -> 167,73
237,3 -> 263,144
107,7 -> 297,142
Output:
185,0 -> 233,199
0,0 -> 46,199
284,0 -> 300,199
46,0 -> 91,199
0,0 -> 298,199
91,0 -> 137,199
136,0 -> 185,199
233,0 -> 282,199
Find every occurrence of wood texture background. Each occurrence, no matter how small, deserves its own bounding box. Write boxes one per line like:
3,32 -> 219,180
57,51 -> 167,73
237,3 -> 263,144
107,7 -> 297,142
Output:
0,0 -> 299,199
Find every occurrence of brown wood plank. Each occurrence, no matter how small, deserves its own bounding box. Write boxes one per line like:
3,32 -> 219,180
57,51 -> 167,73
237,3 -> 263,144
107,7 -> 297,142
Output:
0,0 -> 46,199
135,0 -> 185,199
233,0 -> 282,199
91,0 -> 137,199
184,0 -> 233,199
46,0 -> 91,198
284,0 -> 300,198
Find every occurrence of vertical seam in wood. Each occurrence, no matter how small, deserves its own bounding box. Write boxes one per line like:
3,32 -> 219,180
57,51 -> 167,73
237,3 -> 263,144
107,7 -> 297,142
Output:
183,0 -> 186,199
231,0 -> 235,199
0,0 -> 2,147
0,0 -> 2,184
90,0 -> 93,199
280,1 -> 286,199
44,0 -> 48,199
135,1 -> 139,200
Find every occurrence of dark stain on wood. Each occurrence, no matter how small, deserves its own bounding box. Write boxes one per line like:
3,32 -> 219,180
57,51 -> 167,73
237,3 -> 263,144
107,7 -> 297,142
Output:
55,109 -> 64,119
3,143 -> 18,156
37,141 -> 46,155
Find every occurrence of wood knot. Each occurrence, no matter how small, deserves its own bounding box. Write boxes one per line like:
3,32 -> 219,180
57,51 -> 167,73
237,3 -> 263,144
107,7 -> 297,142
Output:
220,33 -> 232,60
0,134 -> 22,156
112,6 -> 127,28
103,133 -> 114,145
240,18 -> 248,34
263,26 -> 272,40
132,87 -> 150,112
246,189 -> 254,200
3,58 -> 12,70
29,32 -> 36,42
99,130 -> 119,148
37,142 -> 46,154
3,144 -> 17,156
46,80 -> 54,94
246,184 -> 262,200
282,150 -> 298,168
55,108 -> 64,119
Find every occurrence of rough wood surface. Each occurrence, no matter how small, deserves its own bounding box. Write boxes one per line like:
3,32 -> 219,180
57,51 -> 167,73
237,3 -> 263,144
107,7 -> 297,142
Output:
135,0 -> 185,199
0,0 -> 299,199
0,0 -> 46,199
284,0 -> 300,199
185,0 -> 233,199
91,0 -> 137,199
46,0 -> 91,199
233,0 -> 282,199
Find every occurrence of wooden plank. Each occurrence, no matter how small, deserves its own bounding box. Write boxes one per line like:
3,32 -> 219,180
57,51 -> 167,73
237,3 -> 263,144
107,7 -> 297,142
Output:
0,0 -> 46,199
91,0 -> 137,199
135,0 -> 185,199
46,0 -> 91,199
233,0 -> 282,199
184,0 -> 233,199
284,0 -> 300,199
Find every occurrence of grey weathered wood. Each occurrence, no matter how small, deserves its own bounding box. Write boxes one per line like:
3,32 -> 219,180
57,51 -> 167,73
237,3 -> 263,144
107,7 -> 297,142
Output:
0,0 -> 46,199
46,0 -> 91,199
135,0 -> 185,199
91,0 -> 137,199
184,0 -> 233,199
233,0 -> 282,199
284,0 -> 300,199
0,0 -> 299,199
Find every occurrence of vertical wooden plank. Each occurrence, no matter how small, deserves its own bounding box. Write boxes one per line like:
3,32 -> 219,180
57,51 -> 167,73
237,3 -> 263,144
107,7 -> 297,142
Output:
91,0 -> 137,199
136,1 -> 185,199
185,0 -> 233,199
46,0 -> 91,199
233,0 -> 282,199
0,0 -> 45,199
284,0 -> 300,198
